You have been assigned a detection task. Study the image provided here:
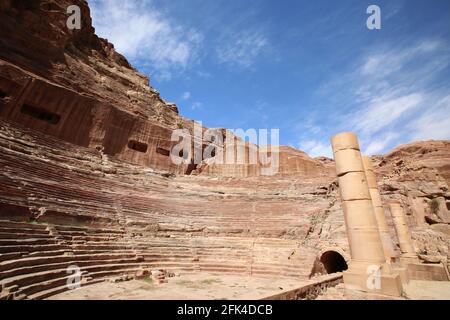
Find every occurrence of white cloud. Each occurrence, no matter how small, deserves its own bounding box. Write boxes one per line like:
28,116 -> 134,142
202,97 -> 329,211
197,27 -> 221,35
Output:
361,54 -> 401,77
360,39 -> 444,78
353,93 -> 423,135
364,132 -> 399,155
216,31 -> 268,67
409,95 -> 450,141
89,0 -> 203,80
303,119 -> 322,135
192,102 -> 203,110
181,92 -> 191,100
314,38 -> 450,154
351,40 -> 450,150
298,140 -> 333,158
196,70 -> 212,78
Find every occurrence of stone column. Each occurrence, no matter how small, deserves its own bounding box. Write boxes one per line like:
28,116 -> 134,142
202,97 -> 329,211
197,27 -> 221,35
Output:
388,200 -> 449,281
331,132 -> 402,296
362,156 -> 396,263
389,201 -> 419,264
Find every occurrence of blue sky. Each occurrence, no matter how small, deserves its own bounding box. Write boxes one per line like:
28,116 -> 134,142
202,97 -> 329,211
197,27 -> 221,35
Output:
89,0 -> 450,157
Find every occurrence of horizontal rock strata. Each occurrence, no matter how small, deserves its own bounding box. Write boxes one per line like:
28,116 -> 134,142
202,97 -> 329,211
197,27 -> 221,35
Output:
0,0 -> 448,299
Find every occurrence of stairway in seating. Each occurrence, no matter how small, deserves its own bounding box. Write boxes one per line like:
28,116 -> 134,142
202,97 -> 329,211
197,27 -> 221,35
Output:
0,218 -> 316,299
0,220 -> 144,300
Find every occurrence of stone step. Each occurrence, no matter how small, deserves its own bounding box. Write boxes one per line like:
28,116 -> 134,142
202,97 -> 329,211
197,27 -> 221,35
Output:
59,235 -> 120,242
0,252 -> 140,271
199,264 -> 247,271
80,263 -> 146,274
0,238 -> 58,246
0,256 -> 142,279
0,252 -> 25,263
74,241 -> 147,247
0,220 -> 47,230
129,262 -> 196,270
84,268 -> 141,280
15,271 -> 90,297
71,249 -> 136,255
1,268 -> 73,289
141,254 -> 193,261
1,261 -> 149,291
84,266 -> 193,282
193,255 -> 250,261
70,244 -> 135,251
28,278 -> 105,300
0,232 -> 54,240
54,225 -> 124,235
0,227 -> 50,236
25,249 -> 71,258
0,244 -> 69,254
55,231 -> 88,237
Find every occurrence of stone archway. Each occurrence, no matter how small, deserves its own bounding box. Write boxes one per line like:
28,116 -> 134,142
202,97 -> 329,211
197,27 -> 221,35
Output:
309,247 -> 349,278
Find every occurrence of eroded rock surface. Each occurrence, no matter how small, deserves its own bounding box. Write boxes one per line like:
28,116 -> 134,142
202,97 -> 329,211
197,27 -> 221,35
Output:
0,0 -> 448,300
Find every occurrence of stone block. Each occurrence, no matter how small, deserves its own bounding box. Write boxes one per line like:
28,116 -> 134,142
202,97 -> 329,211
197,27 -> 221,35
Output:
347,229 -> 387,262
405,263 -> 449,281
343,199 -> 379,229
392,266 -> 409,285
343,269 -> 403,297
334,149 -> 364,176
338,172 -> 371,201
331,132 -> 360,152
366,173 -> 378,189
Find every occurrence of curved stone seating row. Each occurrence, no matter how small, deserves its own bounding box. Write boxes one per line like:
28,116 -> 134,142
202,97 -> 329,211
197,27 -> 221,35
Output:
0,220 -> 136,299
0,219 -> 314,299
0,120 -> 322,241
0,122 -> 320,299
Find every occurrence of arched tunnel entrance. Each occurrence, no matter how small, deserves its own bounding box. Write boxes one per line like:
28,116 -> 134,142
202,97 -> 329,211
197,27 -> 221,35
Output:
320,251 -> 348,274
309,250 -> 348,278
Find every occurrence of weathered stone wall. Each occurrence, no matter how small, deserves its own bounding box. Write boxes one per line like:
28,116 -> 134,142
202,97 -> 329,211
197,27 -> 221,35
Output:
0,0 -> 449,300
0,0 -> 336,179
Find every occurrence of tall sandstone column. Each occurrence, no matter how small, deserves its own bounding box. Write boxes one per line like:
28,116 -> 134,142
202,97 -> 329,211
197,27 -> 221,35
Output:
388,202 -> 419,264
362,156 -> 396,263
389,201 -> 449,281
331,132 -> 402,296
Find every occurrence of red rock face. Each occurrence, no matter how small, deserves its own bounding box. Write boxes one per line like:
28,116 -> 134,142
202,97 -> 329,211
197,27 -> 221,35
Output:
0,0 -> 335,178
372,141 -> 450,257
0,0 -> 448,300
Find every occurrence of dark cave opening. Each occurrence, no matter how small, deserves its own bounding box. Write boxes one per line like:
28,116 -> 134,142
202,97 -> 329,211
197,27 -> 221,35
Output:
320,251 -> 348,274
128,140 -> 148,153
155,146 -> 170,156
21,104 -> 61,125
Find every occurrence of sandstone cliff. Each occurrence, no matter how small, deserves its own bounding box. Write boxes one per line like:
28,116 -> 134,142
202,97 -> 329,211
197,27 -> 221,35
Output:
0,0 -> 448,300
0,0 -> 334,178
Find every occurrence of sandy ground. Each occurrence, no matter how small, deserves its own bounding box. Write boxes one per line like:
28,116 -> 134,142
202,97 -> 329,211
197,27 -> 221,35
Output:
49,274 -> 310,300
48,273 -> 450,300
